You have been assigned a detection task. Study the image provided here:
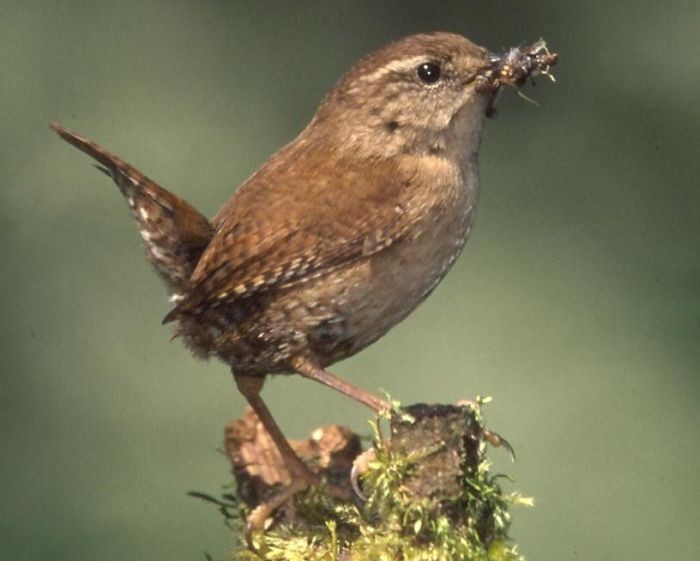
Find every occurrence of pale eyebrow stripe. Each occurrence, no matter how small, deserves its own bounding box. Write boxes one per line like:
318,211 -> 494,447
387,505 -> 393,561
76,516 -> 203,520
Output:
360,55 -> 432,83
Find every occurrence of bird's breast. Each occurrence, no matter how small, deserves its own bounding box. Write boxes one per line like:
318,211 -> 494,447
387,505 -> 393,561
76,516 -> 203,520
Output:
301,155 -> 480,363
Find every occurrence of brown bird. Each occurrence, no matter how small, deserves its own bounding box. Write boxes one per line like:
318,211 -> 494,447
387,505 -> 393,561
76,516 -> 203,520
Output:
51,32 -> 557,530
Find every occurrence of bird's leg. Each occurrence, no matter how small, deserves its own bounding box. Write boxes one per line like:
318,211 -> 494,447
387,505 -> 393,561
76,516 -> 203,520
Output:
232,372 -> 350,546
291,356 -> 391,413
234,372 -> 317,485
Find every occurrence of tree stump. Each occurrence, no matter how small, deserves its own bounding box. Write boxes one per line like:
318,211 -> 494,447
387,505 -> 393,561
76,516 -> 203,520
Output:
223,402 -> 528,560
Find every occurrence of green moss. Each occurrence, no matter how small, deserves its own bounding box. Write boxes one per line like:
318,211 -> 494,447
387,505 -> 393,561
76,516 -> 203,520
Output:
236,401 -> 531,561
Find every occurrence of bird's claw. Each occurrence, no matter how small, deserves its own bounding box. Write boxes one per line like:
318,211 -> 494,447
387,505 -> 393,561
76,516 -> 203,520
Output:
350,447 -> 376,501
243,475 -> 352,551
244,477 -> 310,551
483,429 -> 516,463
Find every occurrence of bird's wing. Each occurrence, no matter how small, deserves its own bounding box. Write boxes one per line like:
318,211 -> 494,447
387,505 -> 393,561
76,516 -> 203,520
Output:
165,150 -> 427,321
50,124 -> 213,292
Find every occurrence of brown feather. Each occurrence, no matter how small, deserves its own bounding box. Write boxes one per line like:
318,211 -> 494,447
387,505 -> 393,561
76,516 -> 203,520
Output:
165,139 -> 426,321
50,123 -> 213,292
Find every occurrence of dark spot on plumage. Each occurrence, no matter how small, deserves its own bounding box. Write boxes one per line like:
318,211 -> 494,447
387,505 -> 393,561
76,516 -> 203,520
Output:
385,120 -> 400,133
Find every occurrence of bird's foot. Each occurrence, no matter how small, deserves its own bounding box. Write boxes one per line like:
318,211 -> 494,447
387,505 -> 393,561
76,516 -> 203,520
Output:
245,471 -> 351,550
350,447 -> 376,501
455,399 -> 517,463
483,428 -> 516,463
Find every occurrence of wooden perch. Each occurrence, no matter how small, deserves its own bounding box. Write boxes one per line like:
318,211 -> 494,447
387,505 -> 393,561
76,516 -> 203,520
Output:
223,402 -> 528,560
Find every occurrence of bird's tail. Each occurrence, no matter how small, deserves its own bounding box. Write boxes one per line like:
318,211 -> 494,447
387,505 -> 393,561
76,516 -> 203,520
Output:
50,123 -> 213,294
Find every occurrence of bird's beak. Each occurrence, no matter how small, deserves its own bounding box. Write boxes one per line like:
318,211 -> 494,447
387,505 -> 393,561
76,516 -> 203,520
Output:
472,53 -> 501,94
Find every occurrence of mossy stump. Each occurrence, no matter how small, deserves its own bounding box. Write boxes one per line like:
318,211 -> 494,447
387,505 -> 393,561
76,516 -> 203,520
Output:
224,402 -> 528,561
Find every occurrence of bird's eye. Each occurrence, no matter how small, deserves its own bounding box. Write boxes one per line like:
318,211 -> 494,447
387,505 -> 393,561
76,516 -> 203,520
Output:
416,61 -> 441,84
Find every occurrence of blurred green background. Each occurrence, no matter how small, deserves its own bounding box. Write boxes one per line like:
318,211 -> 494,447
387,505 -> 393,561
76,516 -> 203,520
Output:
2,1 -> 698,560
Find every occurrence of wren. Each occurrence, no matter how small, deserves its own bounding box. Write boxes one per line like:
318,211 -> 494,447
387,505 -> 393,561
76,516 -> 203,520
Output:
51,32 -> 557,532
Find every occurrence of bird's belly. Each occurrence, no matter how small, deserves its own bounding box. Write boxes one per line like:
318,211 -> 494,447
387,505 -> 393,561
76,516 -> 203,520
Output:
301,191 -> 478,365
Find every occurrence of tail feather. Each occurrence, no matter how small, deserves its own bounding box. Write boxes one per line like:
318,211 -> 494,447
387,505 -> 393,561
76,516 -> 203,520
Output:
50,123 -> 213,293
